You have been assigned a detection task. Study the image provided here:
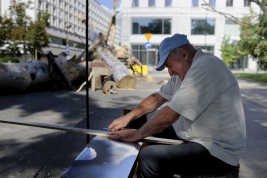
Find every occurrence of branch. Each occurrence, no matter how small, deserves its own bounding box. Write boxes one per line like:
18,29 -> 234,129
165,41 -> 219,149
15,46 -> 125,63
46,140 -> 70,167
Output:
104,0 -> 118,45
202,0 -> 243,25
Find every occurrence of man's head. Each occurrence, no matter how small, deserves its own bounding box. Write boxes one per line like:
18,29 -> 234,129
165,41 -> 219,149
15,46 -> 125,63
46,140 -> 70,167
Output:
156,34 -> 196,81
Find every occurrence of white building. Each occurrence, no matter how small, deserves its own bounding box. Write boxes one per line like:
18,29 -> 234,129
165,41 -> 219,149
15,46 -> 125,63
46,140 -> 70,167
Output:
0,0 -> 120,58
119,0 -> 259,71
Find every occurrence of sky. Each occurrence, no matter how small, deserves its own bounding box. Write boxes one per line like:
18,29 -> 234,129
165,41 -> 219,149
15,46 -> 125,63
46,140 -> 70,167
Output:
96,0 -> 122,10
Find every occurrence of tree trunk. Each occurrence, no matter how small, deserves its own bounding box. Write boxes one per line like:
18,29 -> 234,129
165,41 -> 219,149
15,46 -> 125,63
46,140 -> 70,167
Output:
97,47 -> 136,89
242,56 -> 247,71
0,54 -> 88,92
0,61 -> 51,91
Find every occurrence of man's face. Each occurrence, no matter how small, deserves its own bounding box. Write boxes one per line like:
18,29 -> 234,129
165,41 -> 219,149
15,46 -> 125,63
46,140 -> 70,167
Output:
165,49 -> 191,81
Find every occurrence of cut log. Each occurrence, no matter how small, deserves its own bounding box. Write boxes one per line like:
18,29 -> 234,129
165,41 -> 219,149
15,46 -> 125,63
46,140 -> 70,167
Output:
0,61 -> 50,91
102,80 -> 117,94
97,47 -> 136,89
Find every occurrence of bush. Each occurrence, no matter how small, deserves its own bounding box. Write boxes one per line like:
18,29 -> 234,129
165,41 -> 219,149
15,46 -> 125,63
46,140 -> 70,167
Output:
0,56 -> 20,63
234,73 -> 267,83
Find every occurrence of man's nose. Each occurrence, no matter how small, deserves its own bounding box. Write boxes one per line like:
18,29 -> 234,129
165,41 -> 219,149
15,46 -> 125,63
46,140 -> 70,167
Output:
168,68 -> 173,76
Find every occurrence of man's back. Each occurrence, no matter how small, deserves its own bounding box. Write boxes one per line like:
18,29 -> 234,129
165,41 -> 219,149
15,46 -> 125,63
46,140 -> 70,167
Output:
161,49 -> 246,166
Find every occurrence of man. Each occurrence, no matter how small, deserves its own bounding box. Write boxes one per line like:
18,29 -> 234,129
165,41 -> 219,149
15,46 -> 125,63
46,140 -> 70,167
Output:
108,34 -> 246,178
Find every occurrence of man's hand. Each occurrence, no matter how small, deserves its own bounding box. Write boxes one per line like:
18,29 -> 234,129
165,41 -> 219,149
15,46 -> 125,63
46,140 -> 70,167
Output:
108,116 -> 129,131
108,129 -> 141,142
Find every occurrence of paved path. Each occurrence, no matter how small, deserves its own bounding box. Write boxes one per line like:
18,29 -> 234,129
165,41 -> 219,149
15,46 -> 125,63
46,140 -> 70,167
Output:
0,70 -> 266,178
237,78 -> 267,108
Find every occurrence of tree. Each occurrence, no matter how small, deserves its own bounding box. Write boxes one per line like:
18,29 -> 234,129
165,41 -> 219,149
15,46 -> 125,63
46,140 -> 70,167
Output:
0,16 -> 13,56
8,0 -> 32,60
220,35 -> 239,67
0,0 -> 50,60
26,12 -> 50,58
203,0 -> 267,70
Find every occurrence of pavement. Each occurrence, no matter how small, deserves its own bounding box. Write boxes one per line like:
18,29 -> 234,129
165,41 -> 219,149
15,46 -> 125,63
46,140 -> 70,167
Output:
0,67 -> 266,177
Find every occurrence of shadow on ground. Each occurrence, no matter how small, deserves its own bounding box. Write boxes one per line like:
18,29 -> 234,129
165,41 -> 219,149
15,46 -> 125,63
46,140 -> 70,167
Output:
0,86 -> 149,177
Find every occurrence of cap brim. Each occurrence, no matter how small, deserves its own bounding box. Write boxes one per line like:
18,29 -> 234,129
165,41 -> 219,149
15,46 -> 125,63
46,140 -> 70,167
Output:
155,63 -> 165,71
156,52 -> 169,71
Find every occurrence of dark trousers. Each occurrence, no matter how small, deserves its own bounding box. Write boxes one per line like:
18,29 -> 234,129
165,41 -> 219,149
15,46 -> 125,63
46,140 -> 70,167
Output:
137,126 -> 236,178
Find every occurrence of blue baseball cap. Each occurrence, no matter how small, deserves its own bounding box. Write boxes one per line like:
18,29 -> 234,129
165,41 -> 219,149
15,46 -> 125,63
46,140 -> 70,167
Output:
156,34 -> 189,71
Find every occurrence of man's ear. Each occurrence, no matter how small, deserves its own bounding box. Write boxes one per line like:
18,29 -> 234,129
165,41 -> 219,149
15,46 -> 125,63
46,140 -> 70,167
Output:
179,48 -> 187,59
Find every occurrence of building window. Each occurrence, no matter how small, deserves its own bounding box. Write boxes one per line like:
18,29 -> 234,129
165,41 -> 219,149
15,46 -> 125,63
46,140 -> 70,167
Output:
226,0 -> 233,7
244,0 -> 251,6
132,0 -> 139,7
209,0 -> 216,7
38,0 -> 42,9
164,19 -> 171,34
148,0 -> 155,7
192,0 -> 199,7
131,44 -> 159,66
46,4 -> 49,12
191,19 -> 215,35
225,19 -> 240,36
194,46 -> 214,54
165,0 -> 172,7
132,18 -> 171,34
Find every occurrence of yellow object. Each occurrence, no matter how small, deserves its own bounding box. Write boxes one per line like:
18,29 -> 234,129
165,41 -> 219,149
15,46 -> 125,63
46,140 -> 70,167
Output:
144,33 -> 153,41
129,65 -> 148,75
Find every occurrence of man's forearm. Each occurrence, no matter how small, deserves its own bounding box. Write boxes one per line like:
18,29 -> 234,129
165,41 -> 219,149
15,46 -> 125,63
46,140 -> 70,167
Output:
136,105 -> 180,139
126,93 -> 167,122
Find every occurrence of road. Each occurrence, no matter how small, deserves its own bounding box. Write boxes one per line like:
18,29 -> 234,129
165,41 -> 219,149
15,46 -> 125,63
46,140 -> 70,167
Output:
0,72 -> 266,178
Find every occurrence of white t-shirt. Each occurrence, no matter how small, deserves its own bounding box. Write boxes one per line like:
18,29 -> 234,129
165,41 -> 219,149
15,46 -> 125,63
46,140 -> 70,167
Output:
158,48 -> 246,166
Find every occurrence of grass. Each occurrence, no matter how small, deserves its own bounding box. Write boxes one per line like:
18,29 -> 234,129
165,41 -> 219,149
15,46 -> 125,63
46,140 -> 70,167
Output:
234,73 -> 267,83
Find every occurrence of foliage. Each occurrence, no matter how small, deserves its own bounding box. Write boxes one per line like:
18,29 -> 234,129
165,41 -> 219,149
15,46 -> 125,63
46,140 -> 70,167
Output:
234,73 -> 267,83
203,0 -> 267,70
7,0 -> 32,57
220,35 -> 240,66
0,56 -> 19,63
237,6 -> 267,70
0,0 -> 50,59
26,12 -> 50,57
0,16 -> 13,46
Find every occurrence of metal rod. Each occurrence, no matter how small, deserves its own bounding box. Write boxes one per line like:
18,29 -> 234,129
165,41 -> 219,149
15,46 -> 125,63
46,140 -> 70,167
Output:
0,119 -> 183,145
205,8 -> 207,50
86,0 -> 90,144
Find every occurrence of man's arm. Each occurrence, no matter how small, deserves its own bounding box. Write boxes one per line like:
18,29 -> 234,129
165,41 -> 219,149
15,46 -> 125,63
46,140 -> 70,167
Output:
108,105 -> 180,142
108,92 -> 167,131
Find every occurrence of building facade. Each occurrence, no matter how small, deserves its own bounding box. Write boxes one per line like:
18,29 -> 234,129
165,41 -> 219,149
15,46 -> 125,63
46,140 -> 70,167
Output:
1,0 -> 120,58
119,0 -> 259,71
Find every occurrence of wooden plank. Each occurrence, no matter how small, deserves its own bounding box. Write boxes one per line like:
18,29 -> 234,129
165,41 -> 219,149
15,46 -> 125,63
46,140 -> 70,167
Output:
0,119 -> 183,145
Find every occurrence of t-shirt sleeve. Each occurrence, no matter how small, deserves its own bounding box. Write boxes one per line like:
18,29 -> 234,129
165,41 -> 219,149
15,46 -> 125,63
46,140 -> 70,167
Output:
168,66 -> 216,121
158,76 -> 179,101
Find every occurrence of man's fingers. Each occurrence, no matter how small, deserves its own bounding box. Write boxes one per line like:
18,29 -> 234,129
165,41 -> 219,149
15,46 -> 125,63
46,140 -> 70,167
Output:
108,131 -> 121,140
108,124 -> 117,131
108,123 -> 115,130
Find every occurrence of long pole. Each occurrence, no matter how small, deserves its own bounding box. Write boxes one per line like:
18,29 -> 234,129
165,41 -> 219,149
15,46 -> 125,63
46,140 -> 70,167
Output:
205,9 -> 207,51
86,0 -> 90,143
0,119 -> 183,145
